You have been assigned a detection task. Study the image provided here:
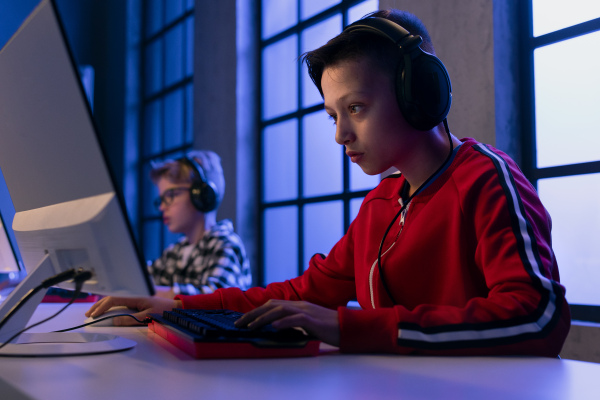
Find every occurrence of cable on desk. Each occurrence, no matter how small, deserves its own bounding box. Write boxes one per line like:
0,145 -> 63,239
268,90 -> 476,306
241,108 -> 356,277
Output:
0,270 -> 92,350
55,314 -> 152,332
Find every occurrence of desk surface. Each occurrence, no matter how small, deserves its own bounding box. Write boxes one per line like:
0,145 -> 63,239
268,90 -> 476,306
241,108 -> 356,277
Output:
1,304 -> 599,400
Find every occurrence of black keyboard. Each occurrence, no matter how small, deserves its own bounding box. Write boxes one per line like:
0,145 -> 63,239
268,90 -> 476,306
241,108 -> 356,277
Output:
148,308 -> 321,358
155,308 -> 310,343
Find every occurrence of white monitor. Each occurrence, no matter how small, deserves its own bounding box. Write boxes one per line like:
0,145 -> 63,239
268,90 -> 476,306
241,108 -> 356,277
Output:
0,0 -> 154,355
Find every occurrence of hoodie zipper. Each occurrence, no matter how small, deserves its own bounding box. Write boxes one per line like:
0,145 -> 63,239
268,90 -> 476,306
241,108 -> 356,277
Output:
369,198 -> 411,308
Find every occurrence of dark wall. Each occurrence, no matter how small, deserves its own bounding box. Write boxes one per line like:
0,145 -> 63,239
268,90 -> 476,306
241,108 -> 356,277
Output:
55,0 -> 128,188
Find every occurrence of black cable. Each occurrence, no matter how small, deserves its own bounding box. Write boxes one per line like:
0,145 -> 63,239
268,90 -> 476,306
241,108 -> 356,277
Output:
0,269 -> 78,333
377,120 -> 454,304
55,314 -> 151,332
0,270 -> 93,349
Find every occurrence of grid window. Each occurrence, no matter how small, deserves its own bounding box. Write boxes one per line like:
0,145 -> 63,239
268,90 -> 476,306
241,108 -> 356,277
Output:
538,174 -> 600,306
262,0 -> 298,40
263,119 -> 299,202
303,201 -> 344,272
302,110 -> 343,197
534,31 -> 600,168
532,0 -> 600,37
137,0 -> 194,263
262,35 -> 298,120
525,1 -> 600,317
260,0 -> 379,285
300,15 -> 342,108
264,206 -> 299,283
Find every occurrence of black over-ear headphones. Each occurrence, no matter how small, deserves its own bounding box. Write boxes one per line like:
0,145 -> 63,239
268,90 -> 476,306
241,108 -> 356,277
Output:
343,17 -> 452,131
180,157 -> 219,213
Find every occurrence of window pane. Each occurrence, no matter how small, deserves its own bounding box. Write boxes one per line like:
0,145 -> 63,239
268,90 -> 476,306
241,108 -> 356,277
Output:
301,15 -> 342,108
144,39 -> 163,96
265,206 -> 298,283
142,162 -> 158,217
143,220 -> 162,263
165,0 -> 185,25
165,25 -> 183,88
262,0 -> 298,39
350,197 -> 364,222
538,174 -> 600,305
303,201 -> 343,271
143,99 -> 162,156
144,0 -> 163,38
534,31 -> 600,168
185,84 -> 193,143
262,36 -> 298,120
533,0 -> 600,37
164,89 -> 184,150
348,0 -> 379,24
186,17 -> 194,77
264,119 -> 298,202
303,110 -> 342,197
301,0 -> 341,20
350,162 -> 379,191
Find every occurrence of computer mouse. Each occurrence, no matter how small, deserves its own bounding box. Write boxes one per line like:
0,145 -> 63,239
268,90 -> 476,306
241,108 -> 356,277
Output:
83,306 -> 140,327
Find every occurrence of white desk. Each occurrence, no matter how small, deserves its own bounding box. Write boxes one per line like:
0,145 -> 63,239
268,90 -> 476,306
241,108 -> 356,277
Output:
1,303 -> 599,400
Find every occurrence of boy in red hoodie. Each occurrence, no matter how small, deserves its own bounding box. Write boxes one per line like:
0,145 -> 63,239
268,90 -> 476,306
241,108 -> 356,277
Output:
88,9 -> 569,357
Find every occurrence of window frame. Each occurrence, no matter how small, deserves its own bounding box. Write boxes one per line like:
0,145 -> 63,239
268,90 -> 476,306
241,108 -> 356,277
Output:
258,0 -> 377,286
519,1 -> 600,322
136,1 -> 195,262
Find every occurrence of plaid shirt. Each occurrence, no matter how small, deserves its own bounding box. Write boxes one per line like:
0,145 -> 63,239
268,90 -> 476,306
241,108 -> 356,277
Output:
148,219 -> 251,295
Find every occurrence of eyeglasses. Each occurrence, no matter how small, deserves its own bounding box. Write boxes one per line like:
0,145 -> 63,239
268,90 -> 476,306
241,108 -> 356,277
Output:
153,187 -> 190,210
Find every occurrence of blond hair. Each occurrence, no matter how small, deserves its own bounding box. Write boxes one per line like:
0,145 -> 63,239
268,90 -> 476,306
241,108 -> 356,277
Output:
150,150 -> 225,207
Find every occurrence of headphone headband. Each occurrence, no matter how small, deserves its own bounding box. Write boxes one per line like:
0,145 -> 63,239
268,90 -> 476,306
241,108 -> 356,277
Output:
344,18 -> 420,49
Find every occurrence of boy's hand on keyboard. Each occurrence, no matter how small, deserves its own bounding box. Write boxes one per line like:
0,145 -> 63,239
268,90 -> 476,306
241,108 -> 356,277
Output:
234,300 -> 340,347
86,296 -> 182,326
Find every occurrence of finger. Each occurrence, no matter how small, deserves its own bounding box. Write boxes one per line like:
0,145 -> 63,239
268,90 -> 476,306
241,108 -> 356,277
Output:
85,296 -> 113,317
247,304 -> 306,330
234,300 -> 289,328
87,297 -> 135,318
234,307 -> 264,328
269,312 -> 340,346
269,312 -> 312,330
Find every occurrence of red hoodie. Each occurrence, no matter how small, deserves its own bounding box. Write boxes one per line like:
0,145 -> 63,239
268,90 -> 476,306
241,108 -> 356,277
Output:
177,138 -> 570,357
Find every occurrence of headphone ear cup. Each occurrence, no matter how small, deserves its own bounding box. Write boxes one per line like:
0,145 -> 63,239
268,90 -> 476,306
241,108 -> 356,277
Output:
189,180 -> 218,213
396,52 -> 452,131
183,156 -> 219,213
343,17 -> 452,131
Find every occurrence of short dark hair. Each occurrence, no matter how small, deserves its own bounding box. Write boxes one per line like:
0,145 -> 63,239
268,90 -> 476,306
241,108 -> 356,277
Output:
301,9 -> 435,97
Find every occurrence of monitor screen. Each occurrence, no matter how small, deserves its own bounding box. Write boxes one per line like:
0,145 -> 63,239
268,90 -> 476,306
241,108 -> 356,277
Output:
0,212 -> 20,275
0,0 -> 154,351
0,210 -> 23,302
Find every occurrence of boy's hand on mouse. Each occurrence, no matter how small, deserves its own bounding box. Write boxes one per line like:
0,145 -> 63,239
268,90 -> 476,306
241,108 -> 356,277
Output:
234,299 -> 340,347
86,296 -> 182,326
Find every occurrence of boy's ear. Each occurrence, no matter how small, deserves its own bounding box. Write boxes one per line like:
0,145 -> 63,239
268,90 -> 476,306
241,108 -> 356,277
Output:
344,17 -> 452,131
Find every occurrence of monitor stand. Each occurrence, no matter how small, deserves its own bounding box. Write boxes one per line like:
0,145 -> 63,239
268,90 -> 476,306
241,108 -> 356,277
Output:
0,254 -> 136,357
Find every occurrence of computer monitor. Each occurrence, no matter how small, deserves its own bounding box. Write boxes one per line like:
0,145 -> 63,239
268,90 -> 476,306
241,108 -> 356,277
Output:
0,0 -> 154,355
